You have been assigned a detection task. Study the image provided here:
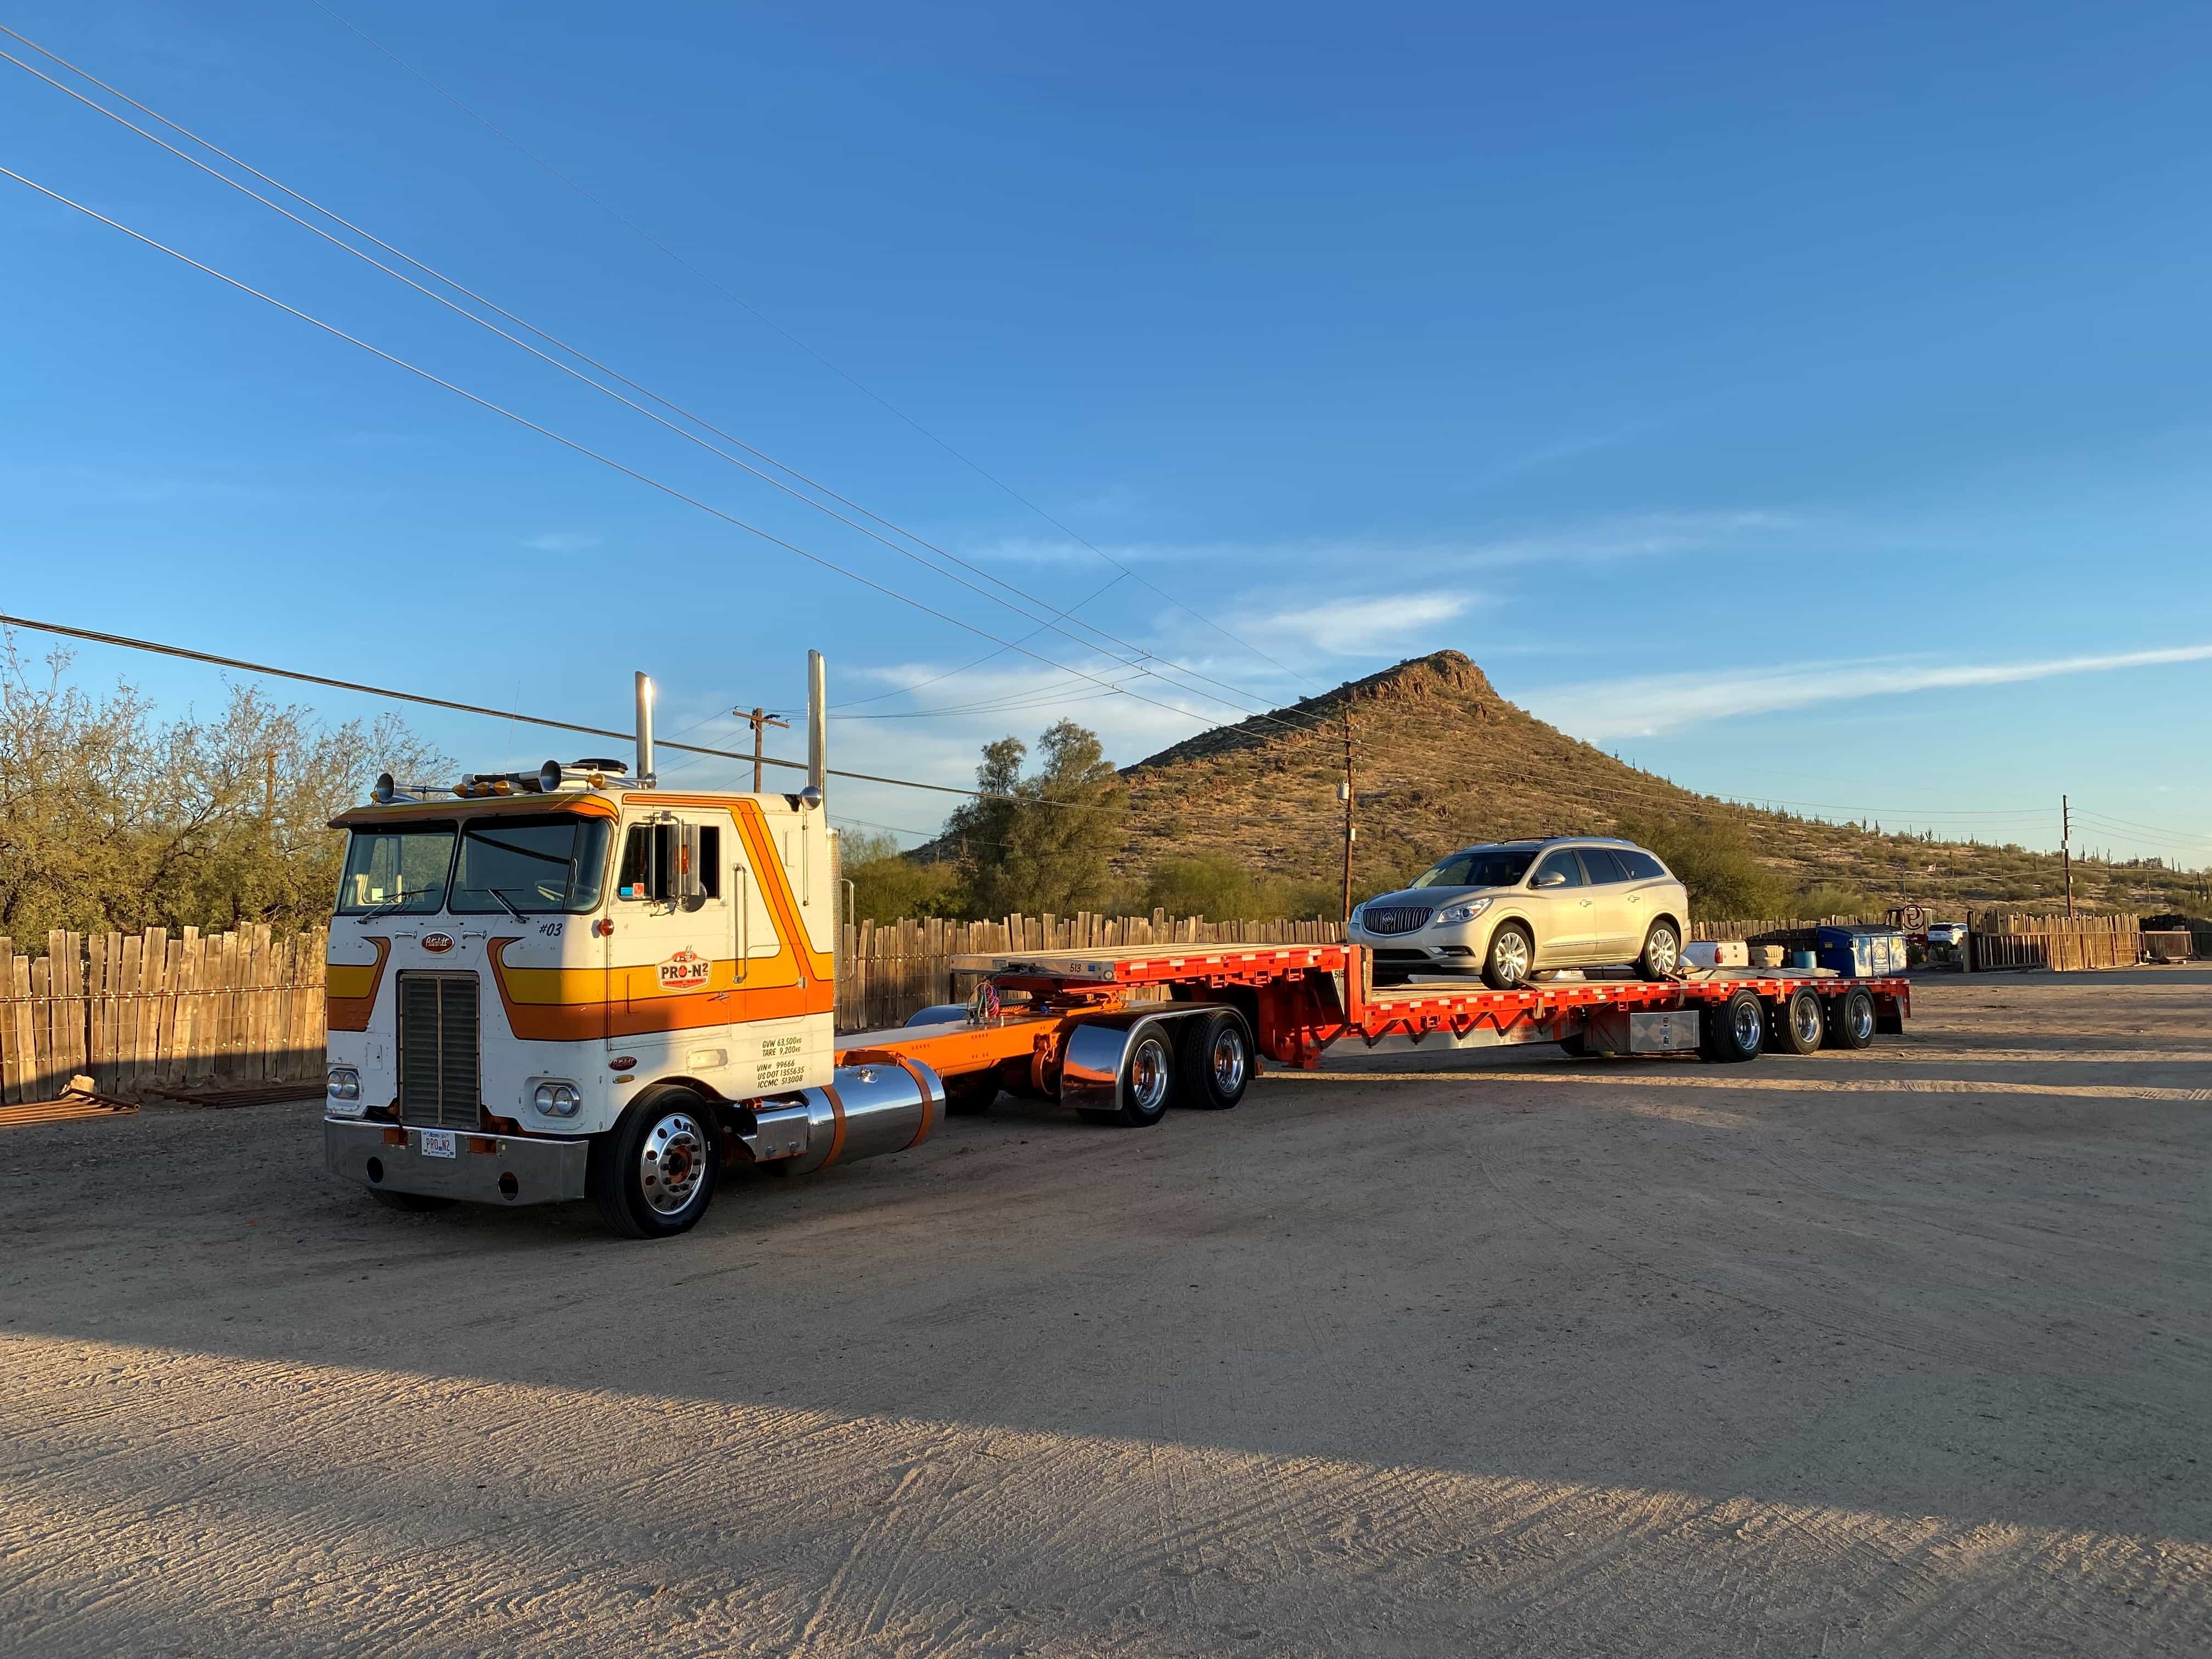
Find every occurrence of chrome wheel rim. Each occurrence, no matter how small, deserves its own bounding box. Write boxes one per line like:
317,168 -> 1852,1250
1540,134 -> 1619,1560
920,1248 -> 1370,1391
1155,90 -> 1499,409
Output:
1493,930 -> 1530,984
639,1110 -> 707,1215
1128,1039 -> 1170,1113
1732,998 -> 1761,1051
1211,1027 -> 1247,1094
1849,998 -> 1874,1042
1646,927 -> 1679,974
1792,995 -> 1823,1047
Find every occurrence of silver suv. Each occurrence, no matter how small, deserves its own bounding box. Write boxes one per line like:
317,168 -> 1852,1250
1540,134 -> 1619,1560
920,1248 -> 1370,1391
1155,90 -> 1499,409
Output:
1348,837 -> 1689,989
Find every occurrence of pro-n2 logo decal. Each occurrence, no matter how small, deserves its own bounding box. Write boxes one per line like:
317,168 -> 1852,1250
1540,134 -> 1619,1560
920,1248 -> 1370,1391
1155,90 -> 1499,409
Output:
656,948 -> 712,990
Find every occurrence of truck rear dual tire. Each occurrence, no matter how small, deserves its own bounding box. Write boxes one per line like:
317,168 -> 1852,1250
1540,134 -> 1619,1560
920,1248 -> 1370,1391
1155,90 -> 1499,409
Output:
589,1090 -> 721,1238
1175,1010 -> 1252,1111
943,1073 -> 1000,1116
1079,1028 -> 1178,1128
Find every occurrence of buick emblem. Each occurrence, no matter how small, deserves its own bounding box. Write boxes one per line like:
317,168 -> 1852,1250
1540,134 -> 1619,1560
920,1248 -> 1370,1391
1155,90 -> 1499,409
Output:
421,932 -> 455,954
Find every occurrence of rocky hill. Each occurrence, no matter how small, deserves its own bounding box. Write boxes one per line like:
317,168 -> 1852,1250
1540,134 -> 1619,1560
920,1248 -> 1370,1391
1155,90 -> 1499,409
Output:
1114,652 -> 2175,913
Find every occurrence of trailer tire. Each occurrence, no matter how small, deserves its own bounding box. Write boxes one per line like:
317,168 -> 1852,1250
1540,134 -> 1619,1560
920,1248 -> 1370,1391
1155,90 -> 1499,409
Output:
1635,919 -> 1683,980
588,1088 -> 721,1238
1177,1010 -> 1252,1110
1701,989 -> 1764,1063
1481,924 -> 1534,990
1826,987 -> 1877,1050
367,1187 -> 452,1213
943,1073 -> 998,1116
1557,1026 -> 1589,1058
1770,988 -> 1825,1055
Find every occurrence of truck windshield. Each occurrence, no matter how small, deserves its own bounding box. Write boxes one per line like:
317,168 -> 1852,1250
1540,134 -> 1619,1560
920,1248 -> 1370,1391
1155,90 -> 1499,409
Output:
450,817 -> 613,914
1409,848 -> 1536,889
336,823 -> 456,915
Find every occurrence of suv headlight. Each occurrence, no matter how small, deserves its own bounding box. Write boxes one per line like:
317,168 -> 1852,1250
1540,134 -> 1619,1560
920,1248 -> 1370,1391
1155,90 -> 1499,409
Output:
1435,898 -> 1494,926
533,1080 -> 582,1118
326,1066 -> 364,1115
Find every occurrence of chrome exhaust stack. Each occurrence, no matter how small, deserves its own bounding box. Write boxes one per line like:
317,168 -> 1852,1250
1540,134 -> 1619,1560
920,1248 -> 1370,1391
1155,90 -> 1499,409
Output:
804,648 -> 827,807
634,670 -> 656,786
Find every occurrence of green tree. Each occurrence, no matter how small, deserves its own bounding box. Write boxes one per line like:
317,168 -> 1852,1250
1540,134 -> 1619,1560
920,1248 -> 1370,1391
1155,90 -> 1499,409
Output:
839,830 -> 969,923
945,720 -> 1128,917
1144,853 -> 1336,921
0,639 -> 444,940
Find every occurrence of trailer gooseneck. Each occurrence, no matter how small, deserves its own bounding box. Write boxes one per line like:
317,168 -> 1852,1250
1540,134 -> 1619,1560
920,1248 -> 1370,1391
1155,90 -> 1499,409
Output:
322,657 -> 1911,1238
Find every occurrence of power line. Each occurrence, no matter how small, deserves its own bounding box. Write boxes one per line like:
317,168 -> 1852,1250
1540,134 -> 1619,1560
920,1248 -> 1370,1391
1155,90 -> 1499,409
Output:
0,610 -> 1101,810
0,163 -> 1266,742
7,18 -> 1326,739
0,35 -> 1329,744
301,0 -> 1329,699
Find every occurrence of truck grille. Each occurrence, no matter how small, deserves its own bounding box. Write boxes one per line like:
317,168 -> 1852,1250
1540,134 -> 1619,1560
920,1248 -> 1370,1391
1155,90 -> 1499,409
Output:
397,973 -> 480,1128
1360,906 -> 1432,936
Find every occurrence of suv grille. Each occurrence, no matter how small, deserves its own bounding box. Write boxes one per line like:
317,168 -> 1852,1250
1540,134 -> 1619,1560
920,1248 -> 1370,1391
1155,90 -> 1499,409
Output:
397,973 -> 480,1128
1360,906 -> 1432,936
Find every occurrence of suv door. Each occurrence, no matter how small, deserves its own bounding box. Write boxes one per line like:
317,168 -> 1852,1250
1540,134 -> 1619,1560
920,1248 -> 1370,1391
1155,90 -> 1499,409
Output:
1576,846 -> 1640,961
1525,848 -> 1594,963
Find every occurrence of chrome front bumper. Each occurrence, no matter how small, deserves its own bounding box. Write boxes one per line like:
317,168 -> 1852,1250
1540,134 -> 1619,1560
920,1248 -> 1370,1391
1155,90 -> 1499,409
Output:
325,1118 -> 590,1206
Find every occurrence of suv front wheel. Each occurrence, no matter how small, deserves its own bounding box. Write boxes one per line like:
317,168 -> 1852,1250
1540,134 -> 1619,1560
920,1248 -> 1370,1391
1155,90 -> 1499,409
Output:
1482,923 -> 1534,989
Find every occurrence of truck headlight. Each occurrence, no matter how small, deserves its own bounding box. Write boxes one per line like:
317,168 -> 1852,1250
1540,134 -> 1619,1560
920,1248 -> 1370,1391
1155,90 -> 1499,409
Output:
1436,898 -> 1494,926
533,1080 -> 582,1118
326,1067 -> 364,1115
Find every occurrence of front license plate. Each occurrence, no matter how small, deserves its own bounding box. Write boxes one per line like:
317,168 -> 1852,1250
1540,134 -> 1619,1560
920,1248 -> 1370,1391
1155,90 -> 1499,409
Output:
418,1128 -> 458,1159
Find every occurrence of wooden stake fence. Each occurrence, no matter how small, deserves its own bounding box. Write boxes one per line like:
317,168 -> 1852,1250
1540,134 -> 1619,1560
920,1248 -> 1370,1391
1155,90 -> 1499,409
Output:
0,926 -> 326,1105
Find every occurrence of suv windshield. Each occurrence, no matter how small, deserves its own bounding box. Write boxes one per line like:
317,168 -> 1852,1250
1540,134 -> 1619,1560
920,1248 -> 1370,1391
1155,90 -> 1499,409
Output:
336,823 -> 456,915
1410,847 -> 1536,889
450,816 -> 613,914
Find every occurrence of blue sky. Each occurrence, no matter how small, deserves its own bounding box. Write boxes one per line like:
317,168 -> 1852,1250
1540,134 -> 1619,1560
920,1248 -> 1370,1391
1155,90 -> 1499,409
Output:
2,2 -> 2208,871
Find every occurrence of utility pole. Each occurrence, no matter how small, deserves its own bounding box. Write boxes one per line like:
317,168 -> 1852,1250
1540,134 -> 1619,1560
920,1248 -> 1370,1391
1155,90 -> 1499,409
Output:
1339,709 -> 1357,929
741,707 -> 788,793
2062,794 -> 2074,918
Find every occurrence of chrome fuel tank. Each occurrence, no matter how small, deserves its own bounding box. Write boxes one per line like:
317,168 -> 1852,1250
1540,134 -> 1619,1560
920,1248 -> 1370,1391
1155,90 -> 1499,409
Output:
764,1057 -> 945,1174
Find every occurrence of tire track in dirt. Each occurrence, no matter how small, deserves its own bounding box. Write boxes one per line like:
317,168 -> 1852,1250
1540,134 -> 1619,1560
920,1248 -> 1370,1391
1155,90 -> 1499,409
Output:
4,1333 -> 2204,1658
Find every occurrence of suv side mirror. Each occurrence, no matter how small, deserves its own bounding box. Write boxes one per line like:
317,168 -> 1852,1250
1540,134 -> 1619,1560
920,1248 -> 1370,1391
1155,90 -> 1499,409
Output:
1532,871 -> 1567,889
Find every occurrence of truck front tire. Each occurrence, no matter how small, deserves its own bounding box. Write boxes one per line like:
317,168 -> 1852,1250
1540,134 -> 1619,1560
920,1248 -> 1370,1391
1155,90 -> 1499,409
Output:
589,1090 -> 721,1238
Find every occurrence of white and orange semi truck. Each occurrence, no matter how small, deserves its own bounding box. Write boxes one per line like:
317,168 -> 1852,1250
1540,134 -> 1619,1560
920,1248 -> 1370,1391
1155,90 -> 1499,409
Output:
322,654 -> 1910,1238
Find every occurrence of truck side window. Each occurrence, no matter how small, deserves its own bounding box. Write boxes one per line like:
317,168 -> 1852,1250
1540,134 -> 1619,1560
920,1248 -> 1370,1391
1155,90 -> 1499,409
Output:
698,826 -> 720,899
618,824 -> 674,901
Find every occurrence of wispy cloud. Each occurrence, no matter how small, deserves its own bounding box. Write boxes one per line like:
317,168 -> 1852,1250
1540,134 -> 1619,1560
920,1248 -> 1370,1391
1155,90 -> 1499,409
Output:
1529,644 -> 2212,741
1255,594 -> 1475,656
520,531 -> 600,554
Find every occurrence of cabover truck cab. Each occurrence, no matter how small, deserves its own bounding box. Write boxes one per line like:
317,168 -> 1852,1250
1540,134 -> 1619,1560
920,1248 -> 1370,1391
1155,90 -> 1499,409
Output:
323,658 -> 947,1237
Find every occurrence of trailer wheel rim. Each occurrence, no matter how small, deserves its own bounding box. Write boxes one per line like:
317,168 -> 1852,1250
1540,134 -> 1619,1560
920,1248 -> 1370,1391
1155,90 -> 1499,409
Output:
1646,926 -> 1679,974
1211,1025 -> 1248,1094
1493,930 -> 1530,984
639,1110 -> 706,1215
1731,996 -> 1761,1053
1848,996 -> 1875,1042
1792,995 -> 1824,1047
1128,1037 -> 1171,1113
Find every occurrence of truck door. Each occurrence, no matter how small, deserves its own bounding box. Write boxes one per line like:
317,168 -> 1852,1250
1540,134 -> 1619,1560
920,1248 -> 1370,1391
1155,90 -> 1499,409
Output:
606,811 -> 730,1047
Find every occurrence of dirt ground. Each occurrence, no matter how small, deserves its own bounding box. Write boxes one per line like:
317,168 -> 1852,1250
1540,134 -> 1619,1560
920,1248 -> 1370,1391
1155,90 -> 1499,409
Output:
2,968 -> 2207,1657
